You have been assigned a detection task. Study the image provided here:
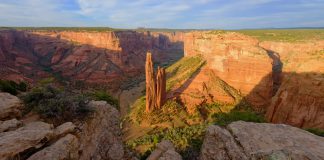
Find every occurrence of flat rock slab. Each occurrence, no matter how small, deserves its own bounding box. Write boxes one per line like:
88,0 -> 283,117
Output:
0,121 -> 54,159
147,140 -> 182,160
200,121 -> 324,160
0,118 -> 22,132
27,134 -> 79,160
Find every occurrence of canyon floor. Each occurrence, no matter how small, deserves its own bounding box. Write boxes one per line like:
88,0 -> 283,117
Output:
0,28 -> 323,160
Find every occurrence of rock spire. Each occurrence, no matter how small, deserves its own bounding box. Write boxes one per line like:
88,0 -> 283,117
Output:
145,52 -> 166,113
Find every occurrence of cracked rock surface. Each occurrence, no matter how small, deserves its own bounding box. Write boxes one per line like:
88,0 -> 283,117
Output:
200,121 -> 324,160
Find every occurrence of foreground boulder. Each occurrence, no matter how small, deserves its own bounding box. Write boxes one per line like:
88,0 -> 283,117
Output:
147,140 -> 182,160
0,92 -> 22,119
0,97 -> 128,160
0,121 -> 54,159
200,121 -> 324,160
77,101 -> 126,160
0,118 -> 22,132
27,134 -> 79,160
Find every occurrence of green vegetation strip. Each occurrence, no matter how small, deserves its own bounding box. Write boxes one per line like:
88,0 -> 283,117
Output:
166,55 -> 205,91
236,29 -> 324,42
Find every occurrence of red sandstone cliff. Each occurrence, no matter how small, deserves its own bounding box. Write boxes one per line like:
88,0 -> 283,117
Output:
262,41 -> 324,129
0,30 -> 183,90
183,32 -> 324,129
183,31 -> 273,110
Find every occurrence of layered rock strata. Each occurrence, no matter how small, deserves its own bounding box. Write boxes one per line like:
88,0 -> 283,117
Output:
183,31 -> 273,109
263,43 -> 324,129
0,30 -> 183,90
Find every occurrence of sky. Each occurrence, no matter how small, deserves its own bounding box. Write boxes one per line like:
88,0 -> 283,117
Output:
0,0 -> 323,29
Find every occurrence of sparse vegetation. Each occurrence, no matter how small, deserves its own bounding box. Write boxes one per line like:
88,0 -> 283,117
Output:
20,85 -> 93,124
127,124 -> 206,159
305,128 -> 324,137
212,109 -> 265,126
236,29 -> 324,42
166,55 -> 205,91
0,27 -> 121,32
88,90 -> 119,109
0,80 -> 28,95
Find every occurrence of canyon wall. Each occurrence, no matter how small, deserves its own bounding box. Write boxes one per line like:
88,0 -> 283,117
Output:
0,30 -> 184,90
262,41 -> 324,129
183,31 -> 273,110
183,32 -> 324,129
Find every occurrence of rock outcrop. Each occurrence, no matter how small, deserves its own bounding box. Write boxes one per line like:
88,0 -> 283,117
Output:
145,53 -> 167,112
146,52 -> 156,112
155,66 -> 166,109
77,101 -> 126,160
147,140 -> 182,160
0,121 -> 55,159
0,92 -> 22,119
27,134 -> 79,160
200,121 -> 324,160
0,118 -> 22,132
0,93 -> 128,160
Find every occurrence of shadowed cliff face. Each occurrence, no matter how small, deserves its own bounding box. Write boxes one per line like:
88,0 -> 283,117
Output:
0,30 -> 184,90
264,72 -> 324,129
182,31 -> 274,110
180,31 -> 324,129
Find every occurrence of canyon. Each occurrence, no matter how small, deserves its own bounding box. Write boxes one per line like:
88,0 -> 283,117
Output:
0,28 -> 323,159
0,30 -> 183,90
1,29 -> 323,129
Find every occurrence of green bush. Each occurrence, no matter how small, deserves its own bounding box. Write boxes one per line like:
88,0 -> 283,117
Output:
20,85 -> 93,124
129,99 -> 186,125
89,91 -> 119,109
126,124 -> 206,159
305,128 -> 324,137
212,110 -> 265,126
0,80 -> 28,95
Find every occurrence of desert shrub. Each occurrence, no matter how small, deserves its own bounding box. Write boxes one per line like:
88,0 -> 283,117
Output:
89,90 -> 119,109
20,85 -> 93,123
17,81 -> 27,91
212,110 -> 265,126
126,124 -> 206,159
0,80 -> 28,95
129,98 -> 186,125
38,77 -> 55,86
129,96 -> 146,124
305,128 -> 324,137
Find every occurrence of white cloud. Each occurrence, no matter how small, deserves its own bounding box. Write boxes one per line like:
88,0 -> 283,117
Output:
0,0 -> 323,29
0,0 -> 84,26
77,0 -> 117,15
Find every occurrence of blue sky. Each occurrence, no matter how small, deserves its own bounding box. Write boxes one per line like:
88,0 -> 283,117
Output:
0,0 -> 323,29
